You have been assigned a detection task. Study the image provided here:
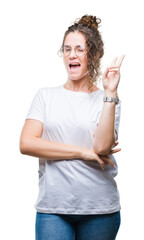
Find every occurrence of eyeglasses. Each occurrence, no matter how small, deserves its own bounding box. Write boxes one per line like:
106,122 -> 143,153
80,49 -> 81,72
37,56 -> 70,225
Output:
62,45 -> 87,57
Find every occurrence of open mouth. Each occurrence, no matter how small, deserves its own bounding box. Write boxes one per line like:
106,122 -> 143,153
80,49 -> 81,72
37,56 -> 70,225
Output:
69,63 -> 81,70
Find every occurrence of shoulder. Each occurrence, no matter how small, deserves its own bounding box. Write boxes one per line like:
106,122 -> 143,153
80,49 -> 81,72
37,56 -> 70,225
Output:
94,88 -> 104,104
37,87 -> 51,95
37,85 -> 60,96
96,88 -> 104,97
35,85 -> 62,103
39,85 -> 61,93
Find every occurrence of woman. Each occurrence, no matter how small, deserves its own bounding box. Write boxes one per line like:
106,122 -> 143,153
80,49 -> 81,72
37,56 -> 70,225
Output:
20,14 -> 125,240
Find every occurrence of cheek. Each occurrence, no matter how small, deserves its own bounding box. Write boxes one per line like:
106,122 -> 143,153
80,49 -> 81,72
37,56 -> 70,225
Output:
83,56 -> 88,69
84,54 -> 88,63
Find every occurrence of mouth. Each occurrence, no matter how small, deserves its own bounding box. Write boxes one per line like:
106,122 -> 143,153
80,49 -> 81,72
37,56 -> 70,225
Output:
69,63 -> 81,71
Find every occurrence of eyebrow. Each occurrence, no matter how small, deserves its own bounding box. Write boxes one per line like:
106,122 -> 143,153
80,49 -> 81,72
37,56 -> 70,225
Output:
64,44 -> 85,48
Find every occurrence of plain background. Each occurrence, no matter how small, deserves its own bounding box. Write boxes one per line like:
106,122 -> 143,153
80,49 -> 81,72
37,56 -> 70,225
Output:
0,0 -> 143,239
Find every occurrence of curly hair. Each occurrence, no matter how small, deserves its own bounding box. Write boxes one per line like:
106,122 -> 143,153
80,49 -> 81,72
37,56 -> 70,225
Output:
59,14 -> 104,92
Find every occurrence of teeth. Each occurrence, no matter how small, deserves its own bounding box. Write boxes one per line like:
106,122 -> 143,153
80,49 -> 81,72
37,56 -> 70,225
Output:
70,63 -> 80,68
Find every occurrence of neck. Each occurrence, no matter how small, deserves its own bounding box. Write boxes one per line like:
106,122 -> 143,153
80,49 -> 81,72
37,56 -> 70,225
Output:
64,79 -> 98,93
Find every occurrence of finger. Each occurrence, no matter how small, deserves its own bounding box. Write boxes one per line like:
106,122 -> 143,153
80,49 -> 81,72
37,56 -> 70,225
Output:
101,156 -> 114,168
110,57 -> 118,67
113,142 -> 119,147
111,142 -> 119,150
110,148 -> 121,154
108,68 -> 119,73
108,67 -> 119,72
102,68 -> 109,80
116,54 -> 125,67
103,160 -> 109,166
96,155 -> 105,170
108,66 -> 119,70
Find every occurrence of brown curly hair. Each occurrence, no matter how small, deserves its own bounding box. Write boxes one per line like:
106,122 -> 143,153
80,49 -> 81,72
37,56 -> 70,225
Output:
59,14 -> 104,92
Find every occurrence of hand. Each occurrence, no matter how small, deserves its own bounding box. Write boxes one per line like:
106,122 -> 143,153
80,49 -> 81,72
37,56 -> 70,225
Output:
99,142 -> 121,168
81,142 -> 121,171
102,55 -> 125,96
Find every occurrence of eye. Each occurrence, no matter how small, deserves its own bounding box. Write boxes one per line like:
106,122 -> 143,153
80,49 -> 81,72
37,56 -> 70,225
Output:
76,46 -> 85,52
78,49 -> 84,52
64,47 -> 71,52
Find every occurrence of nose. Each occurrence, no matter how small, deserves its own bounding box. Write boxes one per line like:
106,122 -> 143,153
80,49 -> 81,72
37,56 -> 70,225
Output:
69,48 -> 77,58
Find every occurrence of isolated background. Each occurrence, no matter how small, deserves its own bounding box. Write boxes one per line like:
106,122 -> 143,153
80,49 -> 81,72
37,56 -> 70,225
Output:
0,0 -> 143,239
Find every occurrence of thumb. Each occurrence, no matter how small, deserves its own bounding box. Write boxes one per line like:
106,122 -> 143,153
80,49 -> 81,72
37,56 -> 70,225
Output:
102,67 -> 109,80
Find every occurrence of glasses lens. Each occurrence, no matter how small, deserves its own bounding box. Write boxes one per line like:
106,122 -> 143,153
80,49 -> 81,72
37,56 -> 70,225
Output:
63,46 -> 71,56
62,45 -> 86,57
75,46 -> 86,57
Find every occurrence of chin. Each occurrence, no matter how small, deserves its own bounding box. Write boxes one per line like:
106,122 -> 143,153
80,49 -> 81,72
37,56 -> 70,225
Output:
69,77 -> 81,81
68,73 -> 87,81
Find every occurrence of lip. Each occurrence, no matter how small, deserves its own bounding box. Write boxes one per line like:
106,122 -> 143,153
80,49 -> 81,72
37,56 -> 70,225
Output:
68,62 -> 81,72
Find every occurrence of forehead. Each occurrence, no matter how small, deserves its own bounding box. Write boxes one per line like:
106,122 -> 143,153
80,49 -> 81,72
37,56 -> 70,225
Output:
64,31 -> 86,46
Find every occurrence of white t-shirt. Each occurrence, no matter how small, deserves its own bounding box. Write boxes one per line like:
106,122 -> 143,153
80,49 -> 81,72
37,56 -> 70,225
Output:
26,85 -> 121,215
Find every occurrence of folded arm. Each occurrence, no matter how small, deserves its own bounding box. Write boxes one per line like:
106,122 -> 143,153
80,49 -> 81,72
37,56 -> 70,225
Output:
20,119 -> 120,170
20,119 -> 84,160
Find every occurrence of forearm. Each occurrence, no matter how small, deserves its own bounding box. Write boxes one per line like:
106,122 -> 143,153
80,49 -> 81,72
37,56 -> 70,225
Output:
93,101 -> 116,155
20,137 -> 84,160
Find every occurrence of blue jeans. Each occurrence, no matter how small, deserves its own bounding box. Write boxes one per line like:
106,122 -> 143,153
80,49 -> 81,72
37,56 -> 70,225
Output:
35,211 -> 121,240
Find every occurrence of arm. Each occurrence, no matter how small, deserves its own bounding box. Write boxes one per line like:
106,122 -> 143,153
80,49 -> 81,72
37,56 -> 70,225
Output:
93,101 -> 116,155
93,55 -> 125,155
20,119 -> 118,170
20,119 -> 84,160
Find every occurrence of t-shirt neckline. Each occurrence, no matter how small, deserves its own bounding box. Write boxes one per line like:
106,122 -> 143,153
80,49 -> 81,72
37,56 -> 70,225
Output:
59,84 -> 101,96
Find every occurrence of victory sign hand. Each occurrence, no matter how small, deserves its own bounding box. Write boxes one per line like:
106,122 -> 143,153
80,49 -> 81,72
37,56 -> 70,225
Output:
102,55 -> 125,96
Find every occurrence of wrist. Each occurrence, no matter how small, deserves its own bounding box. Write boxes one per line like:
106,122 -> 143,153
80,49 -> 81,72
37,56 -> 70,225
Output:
104,91 -> 118,98
73,146 -> 86,159
103,96 -> 119,105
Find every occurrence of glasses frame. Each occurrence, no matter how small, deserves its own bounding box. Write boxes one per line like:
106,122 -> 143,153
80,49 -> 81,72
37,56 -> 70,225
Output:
61,44 -> 87,57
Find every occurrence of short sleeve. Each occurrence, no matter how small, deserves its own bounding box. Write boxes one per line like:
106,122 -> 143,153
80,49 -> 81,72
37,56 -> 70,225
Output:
114,100 -> 121,141
26,88 -> 45,123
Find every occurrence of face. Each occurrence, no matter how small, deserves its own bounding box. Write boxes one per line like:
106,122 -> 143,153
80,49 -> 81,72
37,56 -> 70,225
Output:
63,31 -> 88,82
